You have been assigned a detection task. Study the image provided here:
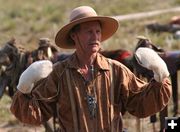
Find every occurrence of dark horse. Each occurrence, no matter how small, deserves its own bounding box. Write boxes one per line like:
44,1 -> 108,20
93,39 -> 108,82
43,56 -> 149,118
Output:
134,36 -> 180,116
0,38 -> 59,132
101,49 -> 133,70
0,38 -> 59,98
132,36 -> 180,131
101,37 -> 180,131
0,38 -> 27,98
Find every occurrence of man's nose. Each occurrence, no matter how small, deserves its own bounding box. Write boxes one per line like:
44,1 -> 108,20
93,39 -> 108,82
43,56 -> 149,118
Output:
92,32 -> 99,40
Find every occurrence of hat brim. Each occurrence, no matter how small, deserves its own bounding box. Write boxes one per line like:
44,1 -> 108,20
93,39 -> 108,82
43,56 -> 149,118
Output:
55,16 -> 119,49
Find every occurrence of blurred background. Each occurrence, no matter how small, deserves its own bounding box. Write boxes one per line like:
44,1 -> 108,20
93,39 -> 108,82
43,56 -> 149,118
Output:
0,0 -> 180,131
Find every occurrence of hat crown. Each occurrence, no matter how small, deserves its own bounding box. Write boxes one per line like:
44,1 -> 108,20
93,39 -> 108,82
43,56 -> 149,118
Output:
70,6 -> 97,22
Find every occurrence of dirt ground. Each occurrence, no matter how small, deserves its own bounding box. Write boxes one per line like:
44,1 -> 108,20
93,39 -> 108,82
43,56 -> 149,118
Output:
0,118 -> 46,132
0,123 -> 44,132
0,114 -> 162,132
0,102 -> 179,132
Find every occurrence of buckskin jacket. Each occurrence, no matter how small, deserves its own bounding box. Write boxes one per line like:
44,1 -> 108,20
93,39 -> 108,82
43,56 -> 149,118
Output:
10,52 -> 171,132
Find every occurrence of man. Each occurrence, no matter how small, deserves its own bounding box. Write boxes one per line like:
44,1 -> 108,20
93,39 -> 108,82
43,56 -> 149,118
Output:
11,6 -> 171,132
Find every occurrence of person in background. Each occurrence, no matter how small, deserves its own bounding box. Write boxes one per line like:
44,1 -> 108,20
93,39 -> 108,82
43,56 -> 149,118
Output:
10,6 -> 171,132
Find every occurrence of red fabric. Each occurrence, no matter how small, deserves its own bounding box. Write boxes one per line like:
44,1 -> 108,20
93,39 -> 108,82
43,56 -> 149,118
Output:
116,51 -> 132,62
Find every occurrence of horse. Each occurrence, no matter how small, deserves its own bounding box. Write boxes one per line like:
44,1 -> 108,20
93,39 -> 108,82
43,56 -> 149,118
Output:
132,36 -> 180,132
0,38 -> 27,98
146,22 -> 180,34
134,36 -> 180,116
0,38 -> 59,132
146,15 -> 180,33
146,16 -> 180,40
0,38 -> 59,98
101,49 -> 133,70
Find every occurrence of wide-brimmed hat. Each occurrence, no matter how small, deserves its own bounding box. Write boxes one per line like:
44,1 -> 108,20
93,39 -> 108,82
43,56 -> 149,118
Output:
55,6 -> 119,49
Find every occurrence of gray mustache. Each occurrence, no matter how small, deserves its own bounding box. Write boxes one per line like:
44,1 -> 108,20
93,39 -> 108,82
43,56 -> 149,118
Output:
89,41 -> 100,45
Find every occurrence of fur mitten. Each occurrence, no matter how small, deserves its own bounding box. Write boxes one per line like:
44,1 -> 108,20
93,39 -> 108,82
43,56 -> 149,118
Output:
17,60 -> 53,94
135,47 -> 169,82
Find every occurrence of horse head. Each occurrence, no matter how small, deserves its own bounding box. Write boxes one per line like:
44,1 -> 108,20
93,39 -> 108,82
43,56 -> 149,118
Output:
135,36 -> 165,52
0,38 -> 19,67
132,36 -> 164,79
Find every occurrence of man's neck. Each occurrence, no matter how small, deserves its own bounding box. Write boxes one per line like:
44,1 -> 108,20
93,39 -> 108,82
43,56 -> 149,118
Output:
76,52 -> 97,81
76,52 -> 97,67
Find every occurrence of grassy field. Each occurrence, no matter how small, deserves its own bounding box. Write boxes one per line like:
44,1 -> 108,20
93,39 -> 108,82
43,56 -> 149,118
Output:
0,0 -> 180,50
0,0 -> 180,132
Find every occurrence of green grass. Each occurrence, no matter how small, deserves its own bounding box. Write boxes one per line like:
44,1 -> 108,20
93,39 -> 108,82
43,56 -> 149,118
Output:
0,94 -> 14,123
0,0 -> 179,50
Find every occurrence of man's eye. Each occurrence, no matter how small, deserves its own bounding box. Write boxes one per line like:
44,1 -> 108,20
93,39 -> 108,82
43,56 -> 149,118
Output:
87,30 -> 92,34
97,30 -> 101,33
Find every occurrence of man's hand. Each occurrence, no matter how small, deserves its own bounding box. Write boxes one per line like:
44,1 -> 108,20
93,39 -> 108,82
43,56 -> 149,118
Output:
17,60 -> 53,94
135,47 -> 169,82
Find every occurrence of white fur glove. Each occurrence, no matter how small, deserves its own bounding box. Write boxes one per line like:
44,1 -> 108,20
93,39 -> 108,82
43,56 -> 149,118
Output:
17,60 -> 53,94
135,47 -> 169,82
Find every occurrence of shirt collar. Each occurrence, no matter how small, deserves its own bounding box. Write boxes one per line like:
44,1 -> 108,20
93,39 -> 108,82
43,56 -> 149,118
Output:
66,52 -> 110,71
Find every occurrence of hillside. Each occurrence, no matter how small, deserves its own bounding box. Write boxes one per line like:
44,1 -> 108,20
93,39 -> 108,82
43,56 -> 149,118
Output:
0,0 -> 180,51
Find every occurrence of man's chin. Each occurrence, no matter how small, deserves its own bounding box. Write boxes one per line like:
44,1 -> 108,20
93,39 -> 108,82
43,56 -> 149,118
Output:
91,48 -> 100,53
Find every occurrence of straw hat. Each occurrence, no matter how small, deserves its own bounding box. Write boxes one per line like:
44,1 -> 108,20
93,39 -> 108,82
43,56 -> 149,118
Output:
55,6 -> 119,49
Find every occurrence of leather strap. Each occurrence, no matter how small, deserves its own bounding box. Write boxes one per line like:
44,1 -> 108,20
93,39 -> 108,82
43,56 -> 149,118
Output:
108,59 -> 115,132
66,69 -> 79,132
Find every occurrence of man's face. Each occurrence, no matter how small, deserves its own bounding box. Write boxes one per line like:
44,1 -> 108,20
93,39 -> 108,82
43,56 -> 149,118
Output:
72,21 -> 102,54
